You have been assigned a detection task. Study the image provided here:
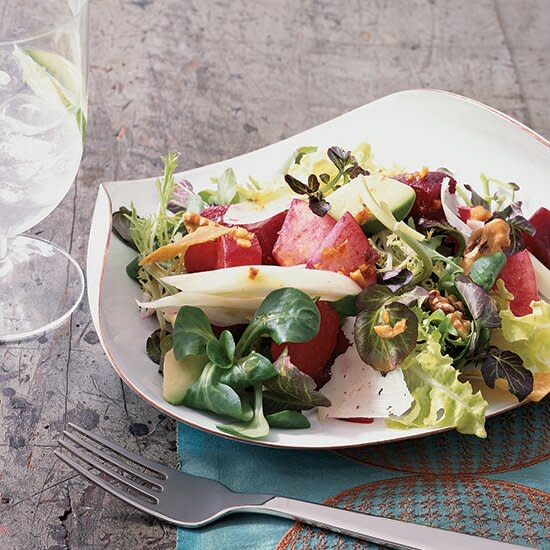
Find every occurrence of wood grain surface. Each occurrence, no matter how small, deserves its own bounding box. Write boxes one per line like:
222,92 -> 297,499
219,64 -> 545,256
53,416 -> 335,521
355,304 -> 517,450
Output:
1,1 -> 549,548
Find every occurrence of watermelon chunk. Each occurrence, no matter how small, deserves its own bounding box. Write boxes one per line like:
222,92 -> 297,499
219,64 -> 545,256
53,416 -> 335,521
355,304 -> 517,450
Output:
394,171 -> 457,223
306,212 -> 379,285
242,211 -> 286,264
524,207 -> 550,269
185,240 -> 218,273
271,301 -> 340,385
185,234 -> 261,272
497,250 -> 539,316
272,199 -> 336,266
216,234 -> 262,269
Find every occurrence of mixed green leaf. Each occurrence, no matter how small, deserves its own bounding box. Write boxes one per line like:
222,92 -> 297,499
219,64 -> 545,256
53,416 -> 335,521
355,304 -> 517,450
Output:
166,288 -> 327,439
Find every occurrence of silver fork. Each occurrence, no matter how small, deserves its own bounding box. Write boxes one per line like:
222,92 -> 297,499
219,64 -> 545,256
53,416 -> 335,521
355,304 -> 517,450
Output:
55,423 -> 528,550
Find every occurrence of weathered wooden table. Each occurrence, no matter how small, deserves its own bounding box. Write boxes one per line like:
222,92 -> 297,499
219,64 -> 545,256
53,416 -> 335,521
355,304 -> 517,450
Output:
1,1 -> 549,548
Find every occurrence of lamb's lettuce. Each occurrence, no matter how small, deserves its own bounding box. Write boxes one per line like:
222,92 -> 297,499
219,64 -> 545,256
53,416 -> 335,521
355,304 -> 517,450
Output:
386,332 -> 488,438
218,384 -> 269,440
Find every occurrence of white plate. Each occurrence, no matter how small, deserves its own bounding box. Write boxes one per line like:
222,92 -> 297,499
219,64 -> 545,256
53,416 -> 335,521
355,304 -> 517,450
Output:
87,89 -> 550,449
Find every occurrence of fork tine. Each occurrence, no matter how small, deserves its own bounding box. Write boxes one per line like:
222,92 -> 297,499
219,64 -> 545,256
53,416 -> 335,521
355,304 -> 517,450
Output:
67,423 -> 168,478
55,450 -> 160,517
59,440 -> 159,502
63,430 -> 163,488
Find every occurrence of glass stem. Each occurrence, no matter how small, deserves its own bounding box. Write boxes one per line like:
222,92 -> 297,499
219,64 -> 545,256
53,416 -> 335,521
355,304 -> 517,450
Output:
0,237 -> 8,263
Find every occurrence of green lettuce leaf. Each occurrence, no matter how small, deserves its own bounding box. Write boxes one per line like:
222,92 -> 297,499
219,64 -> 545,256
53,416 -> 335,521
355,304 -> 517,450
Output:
492,299 -> 550,373
386,333 -> 488,438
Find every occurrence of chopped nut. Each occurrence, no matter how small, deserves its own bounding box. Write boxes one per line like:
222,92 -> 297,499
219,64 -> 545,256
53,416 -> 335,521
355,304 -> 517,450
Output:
182,212 -> 203,232
470,205 -> 491,222
248,267 -> 259,280
381,308 -> 390,324
428,290 -> 456,313
428,291 -> 472,337
374,325 -> 394,338
350,268 -> 367,288
236,238 -> 252,248
448,311 -> 471,336
463,218 -> 511,273
374,318 -> 407,339
447,294 -> 465,312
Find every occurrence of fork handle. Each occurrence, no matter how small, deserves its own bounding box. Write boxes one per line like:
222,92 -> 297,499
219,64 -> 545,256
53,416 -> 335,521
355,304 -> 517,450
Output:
254,496 -> 527,550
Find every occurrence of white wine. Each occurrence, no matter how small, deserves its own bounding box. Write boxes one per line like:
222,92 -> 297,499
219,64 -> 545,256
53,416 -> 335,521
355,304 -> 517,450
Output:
0,33 -> 85,237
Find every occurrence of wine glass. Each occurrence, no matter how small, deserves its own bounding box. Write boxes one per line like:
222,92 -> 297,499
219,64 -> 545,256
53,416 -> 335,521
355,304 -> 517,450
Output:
0,0 -> 89,342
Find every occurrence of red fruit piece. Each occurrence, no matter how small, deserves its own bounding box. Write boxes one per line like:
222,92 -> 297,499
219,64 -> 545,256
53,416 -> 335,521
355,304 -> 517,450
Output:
271,301 -> 340,385
242,211 -> 287,264
201,205 -> 230,223
394,170 -> 457,223
496,250 -> 539,316
342,417 -> 374,424
217,234 -> 262,268
306,212 -> 379,286
185,240 -> 218,273
524,207 -> 550,269
458,206 -> 472,223
185,234 -> 262,272
272,199 -> 336,266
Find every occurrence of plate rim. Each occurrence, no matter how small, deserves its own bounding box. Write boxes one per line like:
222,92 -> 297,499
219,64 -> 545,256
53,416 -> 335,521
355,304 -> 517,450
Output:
89,87 -> 546,450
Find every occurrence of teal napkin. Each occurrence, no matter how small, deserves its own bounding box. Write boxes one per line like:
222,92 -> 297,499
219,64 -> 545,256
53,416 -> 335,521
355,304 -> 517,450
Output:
176,397 -> 550,549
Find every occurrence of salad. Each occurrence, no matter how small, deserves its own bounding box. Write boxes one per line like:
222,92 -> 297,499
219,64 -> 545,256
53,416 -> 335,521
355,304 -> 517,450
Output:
111,144 -> 550,441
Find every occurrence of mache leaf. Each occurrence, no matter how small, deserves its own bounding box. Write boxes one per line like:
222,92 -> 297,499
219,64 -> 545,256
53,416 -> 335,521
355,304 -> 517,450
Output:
236,288 -> 320,357
173,306 -> 217,360
217,384 -> 269,440
206,330 -> 235,368
218,351 -> 277,390
266,410 -> 311,429
183,363 -> 252,421
469,252 -> 506,291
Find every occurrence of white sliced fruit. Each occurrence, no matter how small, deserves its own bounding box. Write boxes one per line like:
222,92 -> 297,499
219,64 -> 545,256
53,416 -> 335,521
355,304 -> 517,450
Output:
162,265 -> 361,299
530,252 -> 550,301
138,293 -> 261,325
223,195 -> 293,225
440,176 -> 472,237
318,319 -> 413,420
138,292 -> 263,310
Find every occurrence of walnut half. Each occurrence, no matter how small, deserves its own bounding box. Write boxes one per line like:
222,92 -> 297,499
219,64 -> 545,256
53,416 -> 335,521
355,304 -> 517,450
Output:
462,218 -> 510,273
